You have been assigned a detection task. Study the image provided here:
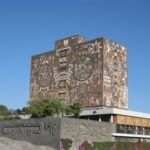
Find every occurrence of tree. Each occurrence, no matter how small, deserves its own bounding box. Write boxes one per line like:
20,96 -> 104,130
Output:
0,105 -> 10,116
21,107 -> 29,114
28,98 -> 49,118
44,99 -> 65,116
0,105 -> 8,112
70,102 -> 82,118
15,109 -> 21,115
28,97 -> 65,118
65,105 -> 72,115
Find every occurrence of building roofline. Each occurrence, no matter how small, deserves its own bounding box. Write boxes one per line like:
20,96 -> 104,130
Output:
80,107 -> 150,119
32,49 -> 55,58
55,34 -> 86,43
31,35 -> 127,58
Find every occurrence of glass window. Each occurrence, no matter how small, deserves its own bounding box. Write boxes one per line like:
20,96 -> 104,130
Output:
126,125 -> 135,134
117,124 -> 126,133
137,127 -> 143,135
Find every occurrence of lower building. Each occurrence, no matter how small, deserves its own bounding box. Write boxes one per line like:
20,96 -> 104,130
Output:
80,107 -> 150,142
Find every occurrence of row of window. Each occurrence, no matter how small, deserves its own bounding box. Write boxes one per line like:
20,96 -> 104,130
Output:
117,124 -> 150,135
58,49 -> 68,102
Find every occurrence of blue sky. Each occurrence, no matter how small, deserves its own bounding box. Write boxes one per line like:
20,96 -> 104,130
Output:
0,0 -> 150,112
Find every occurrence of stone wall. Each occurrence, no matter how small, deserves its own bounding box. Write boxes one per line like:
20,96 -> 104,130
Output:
61,118 -> 116,149
0,118 -> 60,150
0,117 -> 116,150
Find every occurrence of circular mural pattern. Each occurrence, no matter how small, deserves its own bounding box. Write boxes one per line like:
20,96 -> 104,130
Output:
37,63 -> 53,87
73,57 -> 93,81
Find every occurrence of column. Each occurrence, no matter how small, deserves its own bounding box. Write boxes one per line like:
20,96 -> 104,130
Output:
99,115 -> 101,122
110,115 -> 113,123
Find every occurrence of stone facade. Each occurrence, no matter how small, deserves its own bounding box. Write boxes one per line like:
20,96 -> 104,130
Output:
61,118 -> 116,149
0,118 -> 116,150
0,118 -> 60,149
30,35 -> 128,109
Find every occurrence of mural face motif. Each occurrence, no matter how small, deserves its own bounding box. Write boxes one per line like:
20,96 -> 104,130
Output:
68,40 -> 103,107
30,36 -> 128,109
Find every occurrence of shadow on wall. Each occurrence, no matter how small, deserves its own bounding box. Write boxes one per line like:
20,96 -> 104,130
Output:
0,137 -> 56,150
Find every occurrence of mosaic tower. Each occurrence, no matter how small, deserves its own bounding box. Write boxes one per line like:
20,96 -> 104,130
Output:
30,35 -> 128,109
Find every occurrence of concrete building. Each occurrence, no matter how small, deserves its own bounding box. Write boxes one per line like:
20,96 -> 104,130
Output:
30,35 -> 150,142
30,35 -> 128,109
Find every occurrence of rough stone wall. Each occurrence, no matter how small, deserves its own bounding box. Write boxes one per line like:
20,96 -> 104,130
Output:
61,118 -> 116,148
0,118 -> 60,150
30,35 -> 128,109
0,118 -> 116,150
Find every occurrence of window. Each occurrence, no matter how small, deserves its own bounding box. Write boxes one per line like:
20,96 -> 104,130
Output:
137,127 -> 143,135
126,125 -> 135,134
117,124 -> 126,133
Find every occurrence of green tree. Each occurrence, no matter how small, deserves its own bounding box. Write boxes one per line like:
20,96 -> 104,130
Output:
0,105 -> 10,116
29,98 -> 49,118
15,109 -> 21,115
21,107 -> 29,114
65,106 -> 72,115
44,99 -> 65,116
0,105 -> 8,112
70,102 -> 82,118
28,97 -> 65,118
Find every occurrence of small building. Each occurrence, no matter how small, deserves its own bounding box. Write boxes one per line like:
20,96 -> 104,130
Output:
80,107 -> 150,141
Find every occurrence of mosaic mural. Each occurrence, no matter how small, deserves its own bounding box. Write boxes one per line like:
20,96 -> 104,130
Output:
103,39 -> 128,109
30,35 -> 128,109
30,53 -> 57,99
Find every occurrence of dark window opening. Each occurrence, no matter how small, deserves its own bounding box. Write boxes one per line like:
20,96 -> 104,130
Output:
101,115 -> 110,122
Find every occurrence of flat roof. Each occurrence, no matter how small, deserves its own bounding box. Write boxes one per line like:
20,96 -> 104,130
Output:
80,107 -> 150,119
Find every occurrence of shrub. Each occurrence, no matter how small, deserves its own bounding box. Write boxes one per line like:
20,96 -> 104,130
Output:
92,141 -> 150,150
61,138 -> 73,150
0,105 -> 11,116
3,115 -> 21,120
116,142 -> 135,150
143,142 -> 150,150
28,97 -> 65,118
93,142 -> 113,150
70,102 -> 82,118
